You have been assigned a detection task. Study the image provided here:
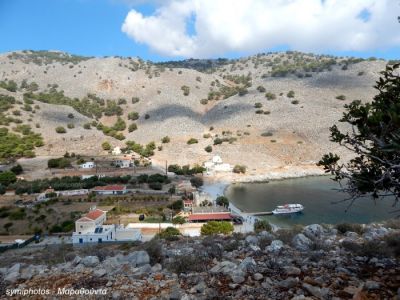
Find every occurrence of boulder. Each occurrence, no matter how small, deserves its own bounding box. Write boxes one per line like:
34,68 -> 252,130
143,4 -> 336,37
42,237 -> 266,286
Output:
283,266 -> 301,276
303,224 -> 324,240
231,275 -> 245,284
5,263 -> 21,283
363,226 -> 389,241
210,261 -> 238,275
302,283 -> 322,298
364,280 -> 380,290
239,257 -> 256,272
253,273 -> 263,281
278,277 -> 299,289
81,256 -> 100,268
126,251 -> 150,267
292,234 -> 313,251
245,235 -> 259,245
265,240 -> 284,252
93,268 -> 107,277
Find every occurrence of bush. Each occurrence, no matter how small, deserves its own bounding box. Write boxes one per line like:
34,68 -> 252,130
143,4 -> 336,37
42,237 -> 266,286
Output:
67,113 -> 74,119
190,177 -> 204,188
181,85 -> 190,96
148,182 -> 162,190
102,141 -> 111,151
10,164 -> 23,175
83,123 -> 91,129
201,221 -> 234,236
128,111 -> 139,120
144,114 -> 150,119
167,254 -> 208,274
336,223 -> 364,235
213,138 -> 223,145
261,131 -> 273,137
141,238 -> 162,264
291,100 -> 299,105
257,86 -> 266,93
187,138 -> 198,145
128,123 -> 137,132
265,92 -> 276,100
161,136 -> 170,143
67,123 -> 74,129
204,145 -> 212,153
157,226 -> 181,240
55,126 -> 66,134
131,97 -> 140,104
233,165 -> 246,174
47,157 -> 71,169
200,99 -> 208,105
0,171 -> 17,186
254,102 -> 263,108
287,90 -> 295,98
216,196 -> 229,207
254,220 -> 272,233
336,95 -> 346,100
172,216 -> 186,225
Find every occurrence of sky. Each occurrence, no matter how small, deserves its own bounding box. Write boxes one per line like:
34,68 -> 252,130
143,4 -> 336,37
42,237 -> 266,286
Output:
0,0 -> 399,62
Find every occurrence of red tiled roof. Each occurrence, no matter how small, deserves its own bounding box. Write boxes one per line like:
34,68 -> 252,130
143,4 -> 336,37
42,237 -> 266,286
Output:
76,217 -> 93,222
93,185 -> 126,191
85,209 -> 105,220
188,213 -> 231,221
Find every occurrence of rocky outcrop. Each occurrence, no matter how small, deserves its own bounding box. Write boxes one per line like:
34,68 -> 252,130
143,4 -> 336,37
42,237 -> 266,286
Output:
0,223 -> 399,299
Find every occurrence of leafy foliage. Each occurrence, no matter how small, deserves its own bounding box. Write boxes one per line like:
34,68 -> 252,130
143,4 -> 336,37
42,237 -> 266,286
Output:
0,127 -> 43,161
318,64 -> 400,204
201,221 -> 234,236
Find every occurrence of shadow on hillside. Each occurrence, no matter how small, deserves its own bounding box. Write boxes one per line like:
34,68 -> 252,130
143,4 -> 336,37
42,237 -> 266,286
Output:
141,103 -> 254,125
306,72 -> 368,89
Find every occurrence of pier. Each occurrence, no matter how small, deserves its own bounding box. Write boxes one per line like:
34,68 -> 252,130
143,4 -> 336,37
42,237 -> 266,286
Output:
248,211 -> 273,216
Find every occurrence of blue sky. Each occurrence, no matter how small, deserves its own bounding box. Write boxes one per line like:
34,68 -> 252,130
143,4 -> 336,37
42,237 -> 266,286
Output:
0,0 -> 399,61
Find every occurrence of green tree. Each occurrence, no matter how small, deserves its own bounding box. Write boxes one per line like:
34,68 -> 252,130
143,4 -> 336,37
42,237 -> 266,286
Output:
254,220 -> 272,233
4,222 -> 13,232
10,164 -> 23,175
0,171 -> 17,186
172,216 -> 186,225
187,138 -> 198,145
161,136 -> 170,143
102,141 -> 111,151
55,126 -> 66,134
216,196 -> 229,207
287,90 -> 295,98
157,226 -> 181,239
201,221 -> 234,236
204,145 -> 212,153
190,177 -> 203,188
318,64 -> 400,204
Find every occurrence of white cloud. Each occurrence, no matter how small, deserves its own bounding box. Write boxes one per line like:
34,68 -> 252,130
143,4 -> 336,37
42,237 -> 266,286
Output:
121,0 -> 400,58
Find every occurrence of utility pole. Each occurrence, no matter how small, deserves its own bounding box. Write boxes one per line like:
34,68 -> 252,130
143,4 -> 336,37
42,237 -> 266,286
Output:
165,160 -> 168,176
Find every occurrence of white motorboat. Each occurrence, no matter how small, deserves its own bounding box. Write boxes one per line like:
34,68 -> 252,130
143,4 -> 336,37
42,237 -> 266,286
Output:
272,204 -> 304,215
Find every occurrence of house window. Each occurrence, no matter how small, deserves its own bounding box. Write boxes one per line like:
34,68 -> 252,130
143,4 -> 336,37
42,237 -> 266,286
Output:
80,225 -> 83,228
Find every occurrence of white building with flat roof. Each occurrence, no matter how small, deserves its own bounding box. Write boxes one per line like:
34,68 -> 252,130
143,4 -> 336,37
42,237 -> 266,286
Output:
79,162 -> 96,169
72,208 -> 141,244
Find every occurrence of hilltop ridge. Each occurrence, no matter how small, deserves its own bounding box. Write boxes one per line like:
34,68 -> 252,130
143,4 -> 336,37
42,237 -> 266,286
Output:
0,50 -> 393,177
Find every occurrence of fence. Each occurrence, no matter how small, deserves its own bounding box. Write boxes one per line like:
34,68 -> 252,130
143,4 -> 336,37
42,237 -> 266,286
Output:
0,235 -> 37,253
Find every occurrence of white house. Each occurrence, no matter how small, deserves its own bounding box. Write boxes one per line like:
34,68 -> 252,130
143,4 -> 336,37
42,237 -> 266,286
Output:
72,208 -> 141,244
112,146 -> 122,155
114,159 -> 133,168
79,162 -> 96,169
92,185 -> 128,195
203,155 -> 232,174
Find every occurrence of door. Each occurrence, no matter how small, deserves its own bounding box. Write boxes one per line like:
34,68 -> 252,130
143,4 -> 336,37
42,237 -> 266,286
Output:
79,238 -> 83,244
98,238 -> 102,243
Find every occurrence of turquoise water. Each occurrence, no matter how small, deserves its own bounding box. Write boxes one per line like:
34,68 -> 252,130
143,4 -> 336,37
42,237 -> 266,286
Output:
225,176 -> 397,227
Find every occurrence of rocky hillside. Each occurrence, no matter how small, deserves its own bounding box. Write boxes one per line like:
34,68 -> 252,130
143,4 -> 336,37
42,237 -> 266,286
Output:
0,50 -> 391,174
0,222 -> 399,299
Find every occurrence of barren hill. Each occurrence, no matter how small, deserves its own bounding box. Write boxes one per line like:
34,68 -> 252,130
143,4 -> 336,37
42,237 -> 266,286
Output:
0,50 -> 390,176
